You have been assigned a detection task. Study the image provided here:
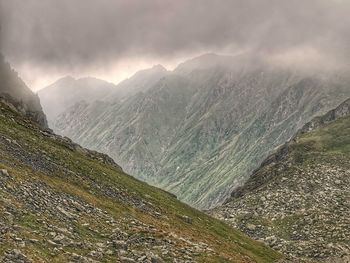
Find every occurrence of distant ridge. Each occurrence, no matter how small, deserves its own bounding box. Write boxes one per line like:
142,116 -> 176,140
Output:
38,76 -> 117,123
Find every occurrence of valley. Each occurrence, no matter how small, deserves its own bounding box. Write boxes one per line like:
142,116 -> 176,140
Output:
42,54 -> 350,209
0,82 -> 281,262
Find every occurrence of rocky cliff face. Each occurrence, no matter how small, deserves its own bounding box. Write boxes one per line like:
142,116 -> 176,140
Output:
47,54 -> 350,209
0,54 -> 47,128
210,99 -> 350,261
0,100 -> 281,262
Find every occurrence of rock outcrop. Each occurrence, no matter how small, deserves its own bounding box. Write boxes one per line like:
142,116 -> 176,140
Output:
0,54 -> 47,128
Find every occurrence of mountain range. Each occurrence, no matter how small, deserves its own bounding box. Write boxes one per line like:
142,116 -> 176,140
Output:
1,52 -> 349,262
40,53 -> 350,209
0,54 -> 282,262
38,65 -> 169,125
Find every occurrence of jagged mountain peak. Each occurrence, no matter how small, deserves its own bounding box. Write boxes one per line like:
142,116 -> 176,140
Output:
151,64 -> 167,71
43,75 -> 116,90
38,76 -> 117,123
124,64 -> 168,81
105,64 -> 169,100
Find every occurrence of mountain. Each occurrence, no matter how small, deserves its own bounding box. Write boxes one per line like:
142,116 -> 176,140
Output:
48,53 -> 350,209
38,65 -> 168,126
38,76 -> 117,124
210,99 -> 350,261
0,98 -> 281,262
106,64 -> 168,100
0,54 -> 47,127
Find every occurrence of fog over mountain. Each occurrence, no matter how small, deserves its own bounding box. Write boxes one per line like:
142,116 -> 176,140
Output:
2,1 -> 349,208
2,1 -> 350,262
1,0 -> 350,89
38,64 -> 168,125
38,76 -> 117,123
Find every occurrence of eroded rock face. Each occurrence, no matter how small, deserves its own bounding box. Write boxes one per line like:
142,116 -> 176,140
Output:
211,100 -> 350,261
0,54 -> 47,128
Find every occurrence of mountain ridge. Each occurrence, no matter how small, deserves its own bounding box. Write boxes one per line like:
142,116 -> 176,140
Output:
38,76 -> 117,123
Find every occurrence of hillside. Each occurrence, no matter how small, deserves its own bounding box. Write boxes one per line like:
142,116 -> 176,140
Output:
210,99 -> 350,261
0,101 -> 282,262
0,54 -> 47,127
49,53 -> 350,209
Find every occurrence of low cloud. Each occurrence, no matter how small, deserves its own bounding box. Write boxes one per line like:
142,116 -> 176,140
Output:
1,0 -> 350,89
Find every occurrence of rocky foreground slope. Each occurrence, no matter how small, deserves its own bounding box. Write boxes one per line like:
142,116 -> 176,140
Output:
0,100 -> 282,262
210,99 -> 350,262
48,53 -> 350,209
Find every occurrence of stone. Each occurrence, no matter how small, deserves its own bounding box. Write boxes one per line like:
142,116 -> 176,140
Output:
113,240 -> 128,250
246,223 -> 257,231
151,255 -> 164,263
0,169 -> 9,177
120,257 -> 136,263
177,215 -> 193,224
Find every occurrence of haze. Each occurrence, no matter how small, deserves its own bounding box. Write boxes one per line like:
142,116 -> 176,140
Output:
1,0 -> 350,90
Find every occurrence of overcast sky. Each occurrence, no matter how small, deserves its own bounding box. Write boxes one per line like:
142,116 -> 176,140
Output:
1,0 -> 350,91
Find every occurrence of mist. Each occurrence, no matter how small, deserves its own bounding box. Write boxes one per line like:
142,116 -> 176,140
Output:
1,0 -> 350,90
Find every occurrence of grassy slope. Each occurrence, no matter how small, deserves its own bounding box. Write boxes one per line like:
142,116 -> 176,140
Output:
294,115 -> 350,156
0,103 -> 281,263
